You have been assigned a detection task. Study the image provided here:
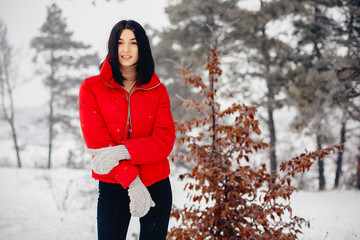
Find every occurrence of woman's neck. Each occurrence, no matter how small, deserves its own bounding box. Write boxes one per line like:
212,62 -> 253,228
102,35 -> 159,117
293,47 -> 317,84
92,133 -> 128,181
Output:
120,64 -> 137,93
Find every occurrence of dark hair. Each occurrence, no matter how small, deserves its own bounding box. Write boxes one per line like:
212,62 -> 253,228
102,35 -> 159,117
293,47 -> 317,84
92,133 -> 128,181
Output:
104,20 -> 154,86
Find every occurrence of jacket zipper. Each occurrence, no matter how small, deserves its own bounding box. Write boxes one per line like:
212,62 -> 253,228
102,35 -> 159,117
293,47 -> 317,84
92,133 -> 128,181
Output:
105,82 -> 161,142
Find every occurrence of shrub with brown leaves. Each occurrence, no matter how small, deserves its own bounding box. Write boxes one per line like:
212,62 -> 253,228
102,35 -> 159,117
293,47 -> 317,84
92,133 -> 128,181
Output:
167,47 -> 339,240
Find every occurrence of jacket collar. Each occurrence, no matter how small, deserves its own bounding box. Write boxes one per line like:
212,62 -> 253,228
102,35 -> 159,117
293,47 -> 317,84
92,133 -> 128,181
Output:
100,57 -> 160,90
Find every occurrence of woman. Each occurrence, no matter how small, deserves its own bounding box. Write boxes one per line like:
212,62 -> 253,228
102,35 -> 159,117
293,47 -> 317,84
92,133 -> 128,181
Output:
79,20 -> 175,240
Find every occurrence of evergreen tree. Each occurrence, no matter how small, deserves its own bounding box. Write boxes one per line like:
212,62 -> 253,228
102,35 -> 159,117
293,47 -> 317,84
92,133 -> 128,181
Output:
155,0 -> 298,176
152,0 -> 238,121
333,0 -> 360,188
229,0 -> 298,177
288,0 -> 359,189
31,3 -> 99,168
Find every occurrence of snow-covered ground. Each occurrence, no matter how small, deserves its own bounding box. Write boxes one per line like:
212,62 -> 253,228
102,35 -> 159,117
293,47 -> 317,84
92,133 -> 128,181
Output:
0,167 -> 359,240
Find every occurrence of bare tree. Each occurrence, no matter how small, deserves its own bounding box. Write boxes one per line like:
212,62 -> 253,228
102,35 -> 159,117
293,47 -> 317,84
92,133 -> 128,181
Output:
0,20 -> 22,168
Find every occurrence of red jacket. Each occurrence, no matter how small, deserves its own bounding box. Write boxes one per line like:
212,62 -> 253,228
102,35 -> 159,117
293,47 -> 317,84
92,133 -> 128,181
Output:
79,58 -> 175,188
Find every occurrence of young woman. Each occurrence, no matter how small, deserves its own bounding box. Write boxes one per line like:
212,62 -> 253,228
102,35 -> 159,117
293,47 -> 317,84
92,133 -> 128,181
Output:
79,20 -> 175,240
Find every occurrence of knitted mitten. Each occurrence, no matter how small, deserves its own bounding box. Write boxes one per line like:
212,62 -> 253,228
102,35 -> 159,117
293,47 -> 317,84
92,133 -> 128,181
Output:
87,145 -> 131,174
128,176 -> 156,217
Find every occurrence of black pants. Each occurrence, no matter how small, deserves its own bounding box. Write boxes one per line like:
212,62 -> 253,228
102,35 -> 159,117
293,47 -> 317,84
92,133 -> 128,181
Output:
97,177 -> 172,240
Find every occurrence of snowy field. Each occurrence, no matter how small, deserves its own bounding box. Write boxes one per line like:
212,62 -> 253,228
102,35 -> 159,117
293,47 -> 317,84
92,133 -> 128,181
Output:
0,167 -> 359,240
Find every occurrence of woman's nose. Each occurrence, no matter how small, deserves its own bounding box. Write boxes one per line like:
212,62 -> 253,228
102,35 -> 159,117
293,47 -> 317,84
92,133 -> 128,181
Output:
122,43 -> 129,52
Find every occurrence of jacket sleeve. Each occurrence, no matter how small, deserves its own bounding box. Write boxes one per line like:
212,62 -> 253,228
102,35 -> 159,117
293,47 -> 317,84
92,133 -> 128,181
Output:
79,79 -> 115,149
79,78 -> 138,188
124,86 -> 176,165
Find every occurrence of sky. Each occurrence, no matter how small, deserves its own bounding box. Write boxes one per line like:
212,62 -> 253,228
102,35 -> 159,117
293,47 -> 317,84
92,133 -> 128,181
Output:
0,0 -> 169,107
0,0 -> 263,108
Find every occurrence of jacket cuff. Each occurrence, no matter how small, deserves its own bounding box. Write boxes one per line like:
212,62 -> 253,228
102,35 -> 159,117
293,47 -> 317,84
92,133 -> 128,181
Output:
113,161 -> 139,189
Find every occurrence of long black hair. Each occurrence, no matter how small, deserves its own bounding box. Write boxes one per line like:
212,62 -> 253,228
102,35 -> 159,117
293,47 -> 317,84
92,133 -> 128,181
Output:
103,20 -> 154,86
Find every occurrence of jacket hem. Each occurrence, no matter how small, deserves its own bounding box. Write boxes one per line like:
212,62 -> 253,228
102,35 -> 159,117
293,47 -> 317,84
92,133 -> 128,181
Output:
92,171 -> 170,188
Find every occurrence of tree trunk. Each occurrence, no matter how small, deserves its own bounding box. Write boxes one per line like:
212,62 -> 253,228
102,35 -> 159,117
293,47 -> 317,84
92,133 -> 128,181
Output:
317,134 -> 326,190
209,39 -> 218,151
267,84 -> 277,177
48,96 -> 54,169
334,119 -> 346,188
357,144 -> 360,190
259,10 -> 277,178
47,51 -> 55,169
10,121 -> 21,168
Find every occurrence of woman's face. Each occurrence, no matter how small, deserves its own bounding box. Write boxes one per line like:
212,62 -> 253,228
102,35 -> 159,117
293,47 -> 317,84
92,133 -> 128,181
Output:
118,29 -> 139,67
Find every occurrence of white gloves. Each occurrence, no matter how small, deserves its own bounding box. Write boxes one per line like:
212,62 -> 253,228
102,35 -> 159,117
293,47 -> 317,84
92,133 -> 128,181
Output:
128,176 -> 155,217
87,145 -> 131,174
87,146 -> 155,217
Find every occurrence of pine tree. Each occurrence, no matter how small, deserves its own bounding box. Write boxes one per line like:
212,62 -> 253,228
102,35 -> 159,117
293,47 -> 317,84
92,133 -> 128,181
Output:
288,0 -> 359,189
155,0 -> 299,177
333,0 -> 360,188
231,0 -> 299,177
152,0 -> 238,122
31,3 -> 99,168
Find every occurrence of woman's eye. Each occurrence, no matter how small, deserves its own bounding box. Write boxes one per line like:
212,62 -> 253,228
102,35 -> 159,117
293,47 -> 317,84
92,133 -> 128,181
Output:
131,42 -> 137,45
118,42 -> 123,45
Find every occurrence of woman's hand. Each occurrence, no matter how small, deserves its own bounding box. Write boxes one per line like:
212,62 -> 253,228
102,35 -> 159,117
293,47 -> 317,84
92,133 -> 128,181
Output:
128,176 -> 155,217
87,145 -> 131,174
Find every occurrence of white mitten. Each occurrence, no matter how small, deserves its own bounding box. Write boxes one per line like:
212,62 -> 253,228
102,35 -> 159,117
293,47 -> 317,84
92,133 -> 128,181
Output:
128,176 -> 156,217
87,145 -> 131,174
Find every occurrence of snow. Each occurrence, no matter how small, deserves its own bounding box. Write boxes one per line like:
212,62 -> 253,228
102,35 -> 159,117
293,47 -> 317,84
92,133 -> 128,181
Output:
291,191 -> 360,240
0,167 -> 359,240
